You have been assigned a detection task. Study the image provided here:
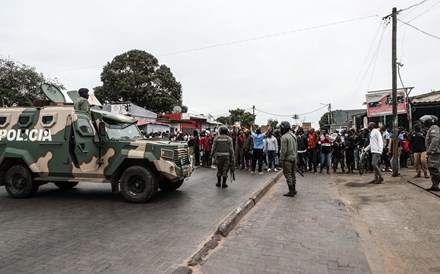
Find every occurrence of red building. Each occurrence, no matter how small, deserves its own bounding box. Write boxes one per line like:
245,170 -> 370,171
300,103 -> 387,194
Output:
157,113 -> 208,133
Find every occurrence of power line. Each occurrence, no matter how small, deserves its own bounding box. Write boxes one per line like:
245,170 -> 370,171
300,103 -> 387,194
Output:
349,22 -> 387,101
398,19 -> 440,41
366,27 -> 386,91
400,0 -> 431,13
47,15 -> 378,74
346,21 -> 384,103
407,0 -> 440,22
254,108 -> 292,117
254,104 -> 329,117
155,15 -> 379,57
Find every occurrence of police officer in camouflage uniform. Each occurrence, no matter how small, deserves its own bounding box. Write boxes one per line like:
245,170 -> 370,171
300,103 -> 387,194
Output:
74,88 -> 91,117
211,126 -> 234,188
279,121 -> 298,197
421,115 -> 440,191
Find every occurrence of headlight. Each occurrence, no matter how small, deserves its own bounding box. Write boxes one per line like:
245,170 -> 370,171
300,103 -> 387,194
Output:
161,149 -> 174,160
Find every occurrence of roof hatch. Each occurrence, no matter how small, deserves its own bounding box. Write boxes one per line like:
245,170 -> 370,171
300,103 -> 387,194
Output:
41,84 -> 66,104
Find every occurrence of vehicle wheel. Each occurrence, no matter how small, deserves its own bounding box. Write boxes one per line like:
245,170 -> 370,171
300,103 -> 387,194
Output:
120,166 -> 158,203
158,179 -> 184,191
5,165 -> 39,198
54,182 -> 79,189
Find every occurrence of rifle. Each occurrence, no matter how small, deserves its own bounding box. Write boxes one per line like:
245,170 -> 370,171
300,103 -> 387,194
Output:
296,167 -> 304,177
229,161 -> 236,183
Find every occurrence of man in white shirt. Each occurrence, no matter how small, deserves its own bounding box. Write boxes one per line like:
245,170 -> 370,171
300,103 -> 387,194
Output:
364,122 -> 384,184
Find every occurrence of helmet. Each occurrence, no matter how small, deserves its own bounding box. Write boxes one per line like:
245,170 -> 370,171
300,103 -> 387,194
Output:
78,88 -> 89,99
219,125 -> 228,135
280,121 -> 291,134
420,115 -> 438,127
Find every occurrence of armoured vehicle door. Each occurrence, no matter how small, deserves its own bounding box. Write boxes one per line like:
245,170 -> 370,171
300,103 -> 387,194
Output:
71,113 -> 100,174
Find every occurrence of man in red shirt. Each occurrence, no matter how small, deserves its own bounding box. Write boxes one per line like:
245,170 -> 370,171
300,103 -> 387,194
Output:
204,130 -> 213,167
308,128 -> 319,173
200,131 -> 206,167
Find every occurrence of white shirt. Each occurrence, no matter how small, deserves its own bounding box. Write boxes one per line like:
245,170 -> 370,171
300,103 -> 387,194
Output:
265,136 -> 278,152
365,128 -> 383,154
382,130 -> 390,144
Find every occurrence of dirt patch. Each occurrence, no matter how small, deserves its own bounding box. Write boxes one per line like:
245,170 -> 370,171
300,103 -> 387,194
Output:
331,168 -> 440,274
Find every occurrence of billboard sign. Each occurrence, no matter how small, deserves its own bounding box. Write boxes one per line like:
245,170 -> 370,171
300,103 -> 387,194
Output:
366,88 -> 407,117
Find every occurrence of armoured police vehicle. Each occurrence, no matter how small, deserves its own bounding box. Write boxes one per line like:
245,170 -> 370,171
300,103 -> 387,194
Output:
0,84 -> 191,203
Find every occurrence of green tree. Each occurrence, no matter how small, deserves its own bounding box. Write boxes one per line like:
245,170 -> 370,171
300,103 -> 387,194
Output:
0,58 -> 64,107
94,49 -> 186,114
229,108 -> 256,129
319,111 -> 332,129
216,116 -> 230,125
267,119 -> 279,129
216,108 -> 255,128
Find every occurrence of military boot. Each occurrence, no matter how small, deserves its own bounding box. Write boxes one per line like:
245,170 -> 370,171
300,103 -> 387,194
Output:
283,185 -> 296,197
426,185 -> 440,191
221,177 -> 228,188
216,176 -> 221,187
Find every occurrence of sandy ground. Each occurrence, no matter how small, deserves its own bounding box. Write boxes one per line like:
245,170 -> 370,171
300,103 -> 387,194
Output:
331,167 -> 440,274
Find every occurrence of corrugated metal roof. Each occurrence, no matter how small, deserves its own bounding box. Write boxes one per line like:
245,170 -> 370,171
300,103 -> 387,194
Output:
411,90 -> 440,104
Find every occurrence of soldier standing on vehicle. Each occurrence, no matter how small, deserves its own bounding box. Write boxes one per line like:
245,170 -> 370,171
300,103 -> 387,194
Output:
211,126 -> 234,188
279,121 -> 298,197
421,115 -> 440,191
74,88 -> 91,117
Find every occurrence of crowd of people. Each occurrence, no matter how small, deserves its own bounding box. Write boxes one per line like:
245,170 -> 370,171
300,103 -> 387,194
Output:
141,114 -> 439,193
182,119 -> 435,180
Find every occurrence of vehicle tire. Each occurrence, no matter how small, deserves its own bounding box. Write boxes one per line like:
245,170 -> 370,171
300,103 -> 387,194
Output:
54,182 -> 79,189
5,165 -> 39,198
158,179 -> 184,191
120,166 -> 158,203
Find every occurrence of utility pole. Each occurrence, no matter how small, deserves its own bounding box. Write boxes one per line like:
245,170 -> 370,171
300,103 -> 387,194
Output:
391,7 -> 399,177
252,105 -> 255,128
328,103 -> 332,129
292,114 -> 299,127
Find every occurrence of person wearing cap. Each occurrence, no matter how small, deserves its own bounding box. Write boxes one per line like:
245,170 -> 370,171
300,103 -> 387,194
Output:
421,115 -> 440,191
364,122 -> 384,184
211,126 -> 234,188
408,121 -> 429,178
74,88 -> 91,117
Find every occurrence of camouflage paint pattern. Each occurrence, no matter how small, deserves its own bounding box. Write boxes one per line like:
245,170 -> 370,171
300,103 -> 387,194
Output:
0,106 -> 191,185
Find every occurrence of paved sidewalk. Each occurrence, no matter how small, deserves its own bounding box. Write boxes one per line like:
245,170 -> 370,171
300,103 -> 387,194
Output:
198,173 -> 372,274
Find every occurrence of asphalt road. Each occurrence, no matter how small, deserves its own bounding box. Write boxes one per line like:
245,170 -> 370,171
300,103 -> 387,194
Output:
0,167 -> 279,274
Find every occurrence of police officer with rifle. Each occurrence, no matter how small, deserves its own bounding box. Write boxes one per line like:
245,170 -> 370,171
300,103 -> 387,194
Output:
420,115 -> 440,191
211,126 -> 235,188
279,121 -> 298,197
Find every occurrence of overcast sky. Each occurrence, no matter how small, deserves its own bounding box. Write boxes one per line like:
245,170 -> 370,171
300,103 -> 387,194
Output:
1,0 -> 439,127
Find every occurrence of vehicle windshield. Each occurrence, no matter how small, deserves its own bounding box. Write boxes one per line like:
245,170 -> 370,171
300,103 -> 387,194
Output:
106,122 -> 144,141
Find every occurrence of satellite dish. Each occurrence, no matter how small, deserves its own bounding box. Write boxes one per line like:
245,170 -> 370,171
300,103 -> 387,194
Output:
172,106 -> 182,114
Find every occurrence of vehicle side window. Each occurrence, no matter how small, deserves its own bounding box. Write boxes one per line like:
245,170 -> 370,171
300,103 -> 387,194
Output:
40,113 -> 58,128
18,114 -> 33,128
76,118 -> 95,137
0,115 -> 10,128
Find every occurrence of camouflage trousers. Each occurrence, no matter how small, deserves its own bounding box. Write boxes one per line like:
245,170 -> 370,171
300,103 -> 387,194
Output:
217,156 -> 230,178
282,159 -> 297,187
428,153 -> 440,187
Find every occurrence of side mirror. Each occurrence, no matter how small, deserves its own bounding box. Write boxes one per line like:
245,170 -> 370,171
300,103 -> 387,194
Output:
99,122 -> 106,137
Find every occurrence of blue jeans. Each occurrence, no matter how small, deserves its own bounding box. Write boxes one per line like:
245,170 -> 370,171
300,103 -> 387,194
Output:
391,153 -> 401,174
320,153 -> 331,171
267,150 -> 276,169
354,148 -> 360,169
